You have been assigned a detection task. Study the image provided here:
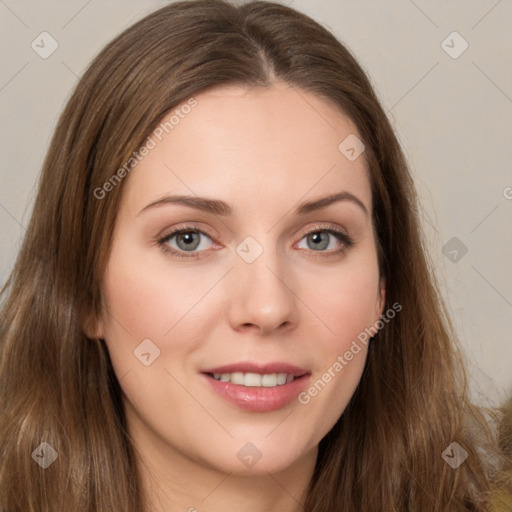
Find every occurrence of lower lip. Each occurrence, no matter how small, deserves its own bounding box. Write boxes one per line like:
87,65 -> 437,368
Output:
201,373 -> 311,412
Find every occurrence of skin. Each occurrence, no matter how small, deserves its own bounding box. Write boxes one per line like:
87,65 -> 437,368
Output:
90,81 -> 385,512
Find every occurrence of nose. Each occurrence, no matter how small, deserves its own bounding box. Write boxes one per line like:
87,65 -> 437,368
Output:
227,243 -> 298,337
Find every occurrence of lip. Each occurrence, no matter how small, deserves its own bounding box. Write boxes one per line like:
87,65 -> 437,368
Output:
201,361 -> 310,377
200,361 -> 311,412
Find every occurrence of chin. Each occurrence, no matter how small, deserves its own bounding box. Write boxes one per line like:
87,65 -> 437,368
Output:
199,436 -> 316,476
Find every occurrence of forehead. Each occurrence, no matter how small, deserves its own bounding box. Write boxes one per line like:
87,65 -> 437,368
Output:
120,81 -> 371,217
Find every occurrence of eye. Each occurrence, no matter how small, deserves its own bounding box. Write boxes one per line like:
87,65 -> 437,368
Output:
296,227 -> 353,256
157,226 -> 215,259
156,225 -> 354,260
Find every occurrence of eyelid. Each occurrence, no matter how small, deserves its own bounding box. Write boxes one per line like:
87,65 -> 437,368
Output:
299,223 -> 348,238
157,222 -> 216,240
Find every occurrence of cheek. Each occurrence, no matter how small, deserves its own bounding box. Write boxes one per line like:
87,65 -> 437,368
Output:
98,252 -> 217,440
98,248 -> 215,392
296,343 -> 367,453
296,253 -> 379,411
101,243 -> 222,341
303,255 -> 381,345
294,272 -> 377,441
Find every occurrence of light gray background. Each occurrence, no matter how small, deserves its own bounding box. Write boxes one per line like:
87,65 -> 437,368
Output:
0,0 -> 511,406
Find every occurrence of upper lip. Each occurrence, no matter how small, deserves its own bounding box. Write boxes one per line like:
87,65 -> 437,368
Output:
202,361 -> 310,377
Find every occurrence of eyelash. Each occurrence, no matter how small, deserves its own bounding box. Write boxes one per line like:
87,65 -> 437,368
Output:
156,224 -> 354,260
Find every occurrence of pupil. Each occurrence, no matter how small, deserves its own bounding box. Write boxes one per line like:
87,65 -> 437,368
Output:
178,232 -> 199,250
309,232 -> 328,250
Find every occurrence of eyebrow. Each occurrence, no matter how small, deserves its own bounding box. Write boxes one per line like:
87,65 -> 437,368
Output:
137,191 -> 368,217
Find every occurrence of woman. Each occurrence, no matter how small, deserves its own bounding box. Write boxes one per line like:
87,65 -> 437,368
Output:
0,1 -> 508,510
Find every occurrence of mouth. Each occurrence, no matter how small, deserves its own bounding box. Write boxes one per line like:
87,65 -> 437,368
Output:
200,361 -> 311,412
206,371 -> 301,387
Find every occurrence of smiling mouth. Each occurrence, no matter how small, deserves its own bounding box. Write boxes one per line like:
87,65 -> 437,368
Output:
206,371 -> 300,387
201,370 -> 312,412
200,361 -> 311,411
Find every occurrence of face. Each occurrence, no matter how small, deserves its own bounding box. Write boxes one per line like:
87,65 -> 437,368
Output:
92,81 -> 385,476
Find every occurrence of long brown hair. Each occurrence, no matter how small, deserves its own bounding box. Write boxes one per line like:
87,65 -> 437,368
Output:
0,1 -> 507,510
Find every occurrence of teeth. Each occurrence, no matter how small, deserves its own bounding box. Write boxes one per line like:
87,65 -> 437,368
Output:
210,372 -> 296,387
231,372 -> 245,385
262,374 -> 277,386
276,373 -> 287,385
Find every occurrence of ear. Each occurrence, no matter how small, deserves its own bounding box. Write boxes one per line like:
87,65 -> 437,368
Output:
375,275 -> 386,320
82,310 -> 105,340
